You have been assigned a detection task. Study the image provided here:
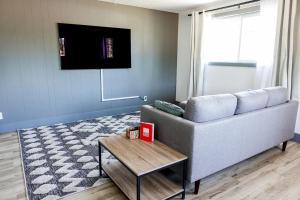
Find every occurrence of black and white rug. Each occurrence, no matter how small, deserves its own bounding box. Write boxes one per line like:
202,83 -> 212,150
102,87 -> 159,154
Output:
18,112 -> 140,200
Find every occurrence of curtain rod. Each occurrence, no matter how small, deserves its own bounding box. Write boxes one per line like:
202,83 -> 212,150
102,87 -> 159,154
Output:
187,0 -> 260,16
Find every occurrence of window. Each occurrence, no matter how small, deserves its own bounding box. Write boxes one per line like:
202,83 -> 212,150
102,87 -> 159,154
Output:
206,9 -> 260,65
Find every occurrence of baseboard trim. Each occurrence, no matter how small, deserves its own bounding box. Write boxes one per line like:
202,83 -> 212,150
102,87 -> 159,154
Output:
292,133 -> 300,143
0,105 -> 141,133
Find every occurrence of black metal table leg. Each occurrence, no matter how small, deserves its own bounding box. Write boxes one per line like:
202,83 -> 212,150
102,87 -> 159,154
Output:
182,160 -> 187,199
99,141 -> 102,177
137,176 -> 141,200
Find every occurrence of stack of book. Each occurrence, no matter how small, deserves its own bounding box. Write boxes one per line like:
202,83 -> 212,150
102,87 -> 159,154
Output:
139,122 -> 155,142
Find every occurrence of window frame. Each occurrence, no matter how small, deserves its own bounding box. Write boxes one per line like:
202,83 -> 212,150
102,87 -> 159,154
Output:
208,61 -> 256,68
208,9 -> 260,68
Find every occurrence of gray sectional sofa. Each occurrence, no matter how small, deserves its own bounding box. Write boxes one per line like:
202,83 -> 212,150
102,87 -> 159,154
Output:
141,87 -> 299,194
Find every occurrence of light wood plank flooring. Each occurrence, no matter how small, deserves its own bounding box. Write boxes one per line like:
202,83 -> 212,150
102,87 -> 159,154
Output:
1,132 -> 300,200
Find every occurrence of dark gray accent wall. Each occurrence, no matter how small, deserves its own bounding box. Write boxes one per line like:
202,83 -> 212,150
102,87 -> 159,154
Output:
0,0 -> 178,133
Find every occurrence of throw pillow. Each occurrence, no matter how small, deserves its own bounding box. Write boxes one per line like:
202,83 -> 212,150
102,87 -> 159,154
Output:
154,100 -> 184,117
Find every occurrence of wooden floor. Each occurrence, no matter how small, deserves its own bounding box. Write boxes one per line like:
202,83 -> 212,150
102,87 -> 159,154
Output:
1,132 -> 300,200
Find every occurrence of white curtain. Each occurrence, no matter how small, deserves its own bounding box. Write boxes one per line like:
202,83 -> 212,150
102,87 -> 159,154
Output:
254,0 -> 279,88
293,4 -> 300,133
272,0 -> 297,98
255,0 -> 298,99
187,12 -> 210,98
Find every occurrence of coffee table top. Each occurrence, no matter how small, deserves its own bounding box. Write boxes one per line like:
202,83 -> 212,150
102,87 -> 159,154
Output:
99,134 -> 187,176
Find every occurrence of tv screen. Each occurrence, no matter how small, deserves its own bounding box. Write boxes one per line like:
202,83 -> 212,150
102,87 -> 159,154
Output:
58,23 -> 131,69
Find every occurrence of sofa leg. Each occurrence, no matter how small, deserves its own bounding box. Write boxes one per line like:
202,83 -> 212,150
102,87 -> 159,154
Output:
194,180 -> 200,195
282,141 -> 288,152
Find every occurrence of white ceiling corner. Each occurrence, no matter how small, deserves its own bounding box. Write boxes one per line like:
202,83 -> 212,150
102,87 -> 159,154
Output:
98,0 -> 219,13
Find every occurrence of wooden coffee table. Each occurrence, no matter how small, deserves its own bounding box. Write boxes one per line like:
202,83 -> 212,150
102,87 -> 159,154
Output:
98,134 -> 188,200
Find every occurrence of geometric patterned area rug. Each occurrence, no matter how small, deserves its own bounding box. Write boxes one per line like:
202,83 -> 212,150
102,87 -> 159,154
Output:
18,112 -> 140,200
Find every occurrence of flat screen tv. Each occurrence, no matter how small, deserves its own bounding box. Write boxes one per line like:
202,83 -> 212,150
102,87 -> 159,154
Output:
58,23 -> 131,69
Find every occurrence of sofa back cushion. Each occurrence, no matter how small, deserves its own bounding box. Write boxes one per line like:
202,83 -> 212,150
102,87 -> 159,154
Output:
234,89 -> 268,114
184,94 -> 237,123
263,86 -> 288,107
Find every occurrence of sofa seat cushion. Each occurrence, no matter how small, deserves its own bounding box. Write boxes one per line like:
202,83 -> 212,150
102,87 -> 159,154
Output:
154,100 -> 184,117
263,86 -> 288,107
234,89 -> 268,114
184,94 -> 237,123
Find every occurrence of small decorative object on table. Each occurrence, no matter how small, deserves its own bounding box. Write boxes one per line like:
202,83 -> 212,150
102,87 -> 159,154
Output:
139,122 -> 155,142
126,126 -> 140,139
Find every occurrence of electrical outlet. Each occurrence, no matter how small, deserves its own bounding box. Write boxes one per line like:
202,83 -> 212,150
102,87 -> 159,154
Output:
143,96 -> 147,102
0,112 -> 3,120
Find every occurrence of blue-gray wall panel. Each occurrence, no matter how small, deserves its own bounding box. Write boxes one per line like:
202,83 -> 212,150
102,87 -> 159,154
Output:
0,0 -> 178,133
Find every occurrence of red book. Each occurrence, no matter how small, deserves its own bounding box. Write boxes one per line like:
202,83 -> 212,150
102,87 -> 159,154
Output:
139,122 -> 155,142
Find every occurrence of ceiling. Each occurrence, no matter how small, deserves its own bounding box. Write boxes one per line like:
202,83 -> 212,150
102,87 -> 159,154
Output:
98,0 -> 218,13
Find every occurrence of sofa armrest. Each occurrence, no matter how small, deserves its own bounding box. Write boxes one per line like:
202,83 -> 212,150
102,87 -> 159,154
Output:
140,105 -> 197,181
